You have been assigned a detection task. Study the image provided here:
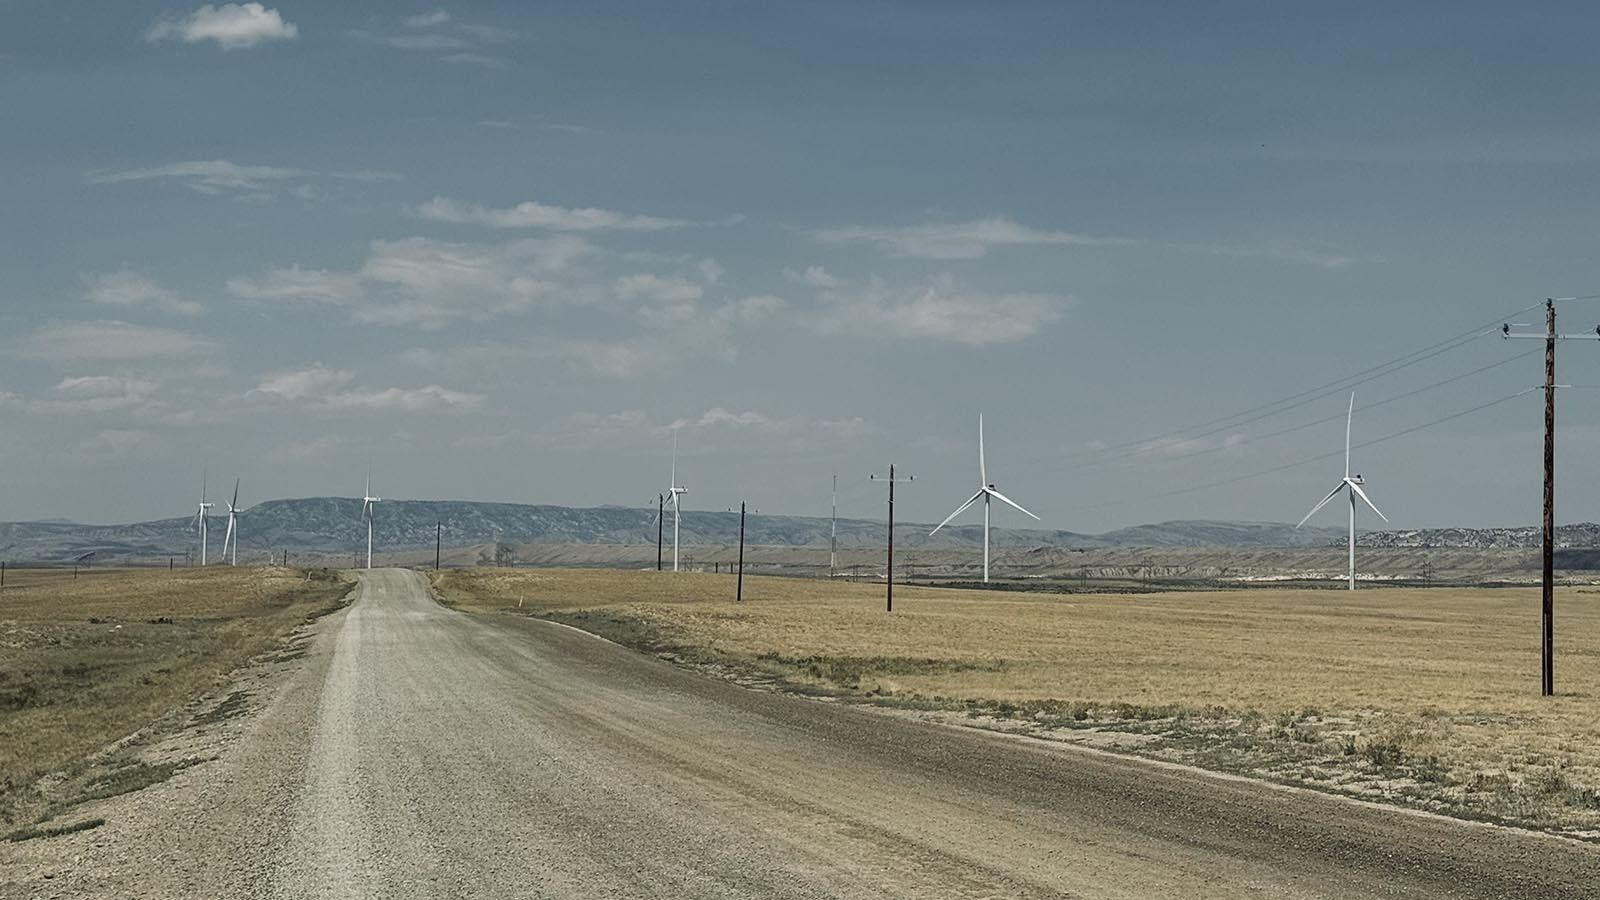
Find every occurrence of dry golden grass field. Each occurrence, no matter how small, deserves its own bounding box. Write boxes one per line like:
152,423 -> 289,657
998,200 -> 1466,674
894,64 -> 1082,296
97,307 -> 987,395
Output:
0,566 -> 350,833
436,567 -> 1600,839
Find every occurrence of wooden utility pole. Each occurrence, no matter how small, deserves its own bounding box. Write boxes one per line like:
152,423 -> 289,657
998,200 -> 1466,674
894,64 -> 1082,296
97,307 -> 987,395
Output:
870,464 -> 914,612
1543,299 -> 1556,697
736,501 -> 746,602
1503,299 -> 1600,696
657,494 -> 665,572
435,521 -> 442,571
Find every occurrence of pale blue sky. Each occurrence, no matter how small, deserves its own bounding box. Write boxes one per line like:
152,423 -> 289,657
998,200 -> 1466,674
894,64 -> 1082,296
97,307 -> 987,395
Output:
5,1 -> 1600,531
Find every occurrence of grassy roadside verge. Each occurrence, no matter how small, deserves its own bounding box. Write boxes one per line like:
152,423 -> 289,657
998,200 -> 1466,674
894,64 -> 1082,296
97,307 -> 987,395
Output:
0,566 -> 352,834
433,567 -> 1600,841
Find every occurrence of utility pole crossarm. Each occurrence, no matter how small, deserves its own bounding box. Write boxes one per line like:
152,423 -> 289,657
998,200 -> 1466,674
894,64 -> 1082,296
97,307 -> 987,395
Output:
1501,324 -> 1600,341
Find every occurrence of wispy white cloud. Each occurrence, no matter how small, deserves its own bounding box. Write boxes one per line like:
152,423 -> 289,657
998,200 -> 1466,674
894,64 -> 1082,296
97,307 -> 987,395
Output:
1174,240 -> 1362,269
228,235 -> 602,329
818,215 -> 1363,268
355,31 -> 471,51
357,235 -> 596,327
146,3 -> 298,50
249,363 -> 355,400
783,265 -> 839,288
350,11 -> 516,67
404,9 -> 451,28
440,53 -> 509,69
85,159 -> 400,200
1132,433 -> 1249,460
457,23 -> 517,42
810,275 -> 1066,345
20,321 -> 217,361
474,119 -> 596,134
249,363 -> 484,414
225,265 -> 363,304
76,429 -> 155,460
414,195 -> 692,231
520,407 -> 875,453
402,293 -> 782,380
318,384 -> 485,412
815,217 -> 1130,260
3,376 -> 164,417
615,273 -> 704,304
83,271 -> 204,316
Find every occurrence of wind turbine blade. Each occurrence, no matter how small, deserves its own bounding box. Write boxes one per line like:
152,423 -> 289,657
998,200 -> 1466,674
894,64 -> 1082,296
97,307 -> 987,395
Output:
1345,392 -> 1355,479
985,488 -> 1040,520
671,429 -> 678,488
1296,483 -> 1347,528
930,490 -> 986,535
232,477 -> 239,508
1348,480 -> 1389,523
978,413 -> 986,486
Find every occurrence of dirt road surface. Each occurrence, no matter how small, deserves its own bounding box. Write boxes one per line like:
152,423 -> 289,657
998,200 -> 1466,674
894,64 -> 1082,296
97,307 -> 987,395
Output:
6,569 -> 1597,898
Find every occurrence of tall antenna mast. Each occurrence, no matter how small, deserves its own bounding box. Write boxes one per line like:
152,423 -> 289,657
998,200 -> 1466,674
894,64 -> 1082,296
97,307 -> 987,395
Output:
830,474 -> 837,577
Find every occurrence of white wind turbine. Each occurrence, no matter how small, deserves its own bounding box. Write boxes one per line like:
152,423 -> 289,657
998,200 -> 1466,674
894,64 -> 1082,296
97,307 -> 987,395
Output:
667,429 -> 688,572
194,468 -> 213,566
930,414 -> 1040,582
220,478 -> 241,566
362,471 -> 381,570
1296,392 -> 1389,590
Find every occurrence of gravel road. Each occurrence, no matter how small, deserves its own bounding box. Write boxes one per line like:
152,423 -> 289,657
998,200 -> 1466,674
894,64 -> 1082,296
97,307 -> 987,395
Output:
6,568 -> 1598,898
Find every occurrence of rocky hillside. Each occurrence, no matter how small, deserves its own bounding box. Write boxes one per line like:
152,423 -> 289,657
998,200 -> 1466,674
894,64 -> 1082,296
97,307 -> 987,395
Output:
0,498 -> 1348,563
1358,523 -> 1600,550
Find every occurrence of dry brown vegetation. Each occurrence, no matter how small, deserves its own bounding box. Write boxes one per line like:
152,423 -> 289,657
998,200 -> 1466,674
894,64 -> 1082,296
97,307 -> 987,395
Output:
436,567 -> 1600,839
0,566 -> 351,831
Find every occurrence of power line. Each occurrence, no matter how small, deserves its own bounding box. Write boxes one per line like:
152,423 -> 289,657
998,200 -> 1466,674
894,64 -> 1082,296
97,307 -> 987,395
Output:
1073,388 -> 1535,513
1040,346 -> 1543,477
1020,300 -> 1550,469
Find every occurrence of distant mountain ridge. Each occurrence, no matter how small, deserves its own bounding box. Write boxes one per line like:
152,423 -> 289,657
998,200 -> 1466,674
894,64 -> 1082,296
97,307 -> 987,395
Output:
0,498 -> 1351,563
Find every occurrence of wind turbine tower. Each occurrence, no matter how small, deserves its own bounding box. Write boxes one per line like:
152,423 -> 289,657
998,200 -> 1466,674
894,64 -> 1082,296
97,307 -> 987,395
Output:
362,472 -> 382,570
221,478 -> 241,566
667,430 -> 688,572
1296,393 -> 1389,589
194,468 -> 213,566
930,414 -> 1040,583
